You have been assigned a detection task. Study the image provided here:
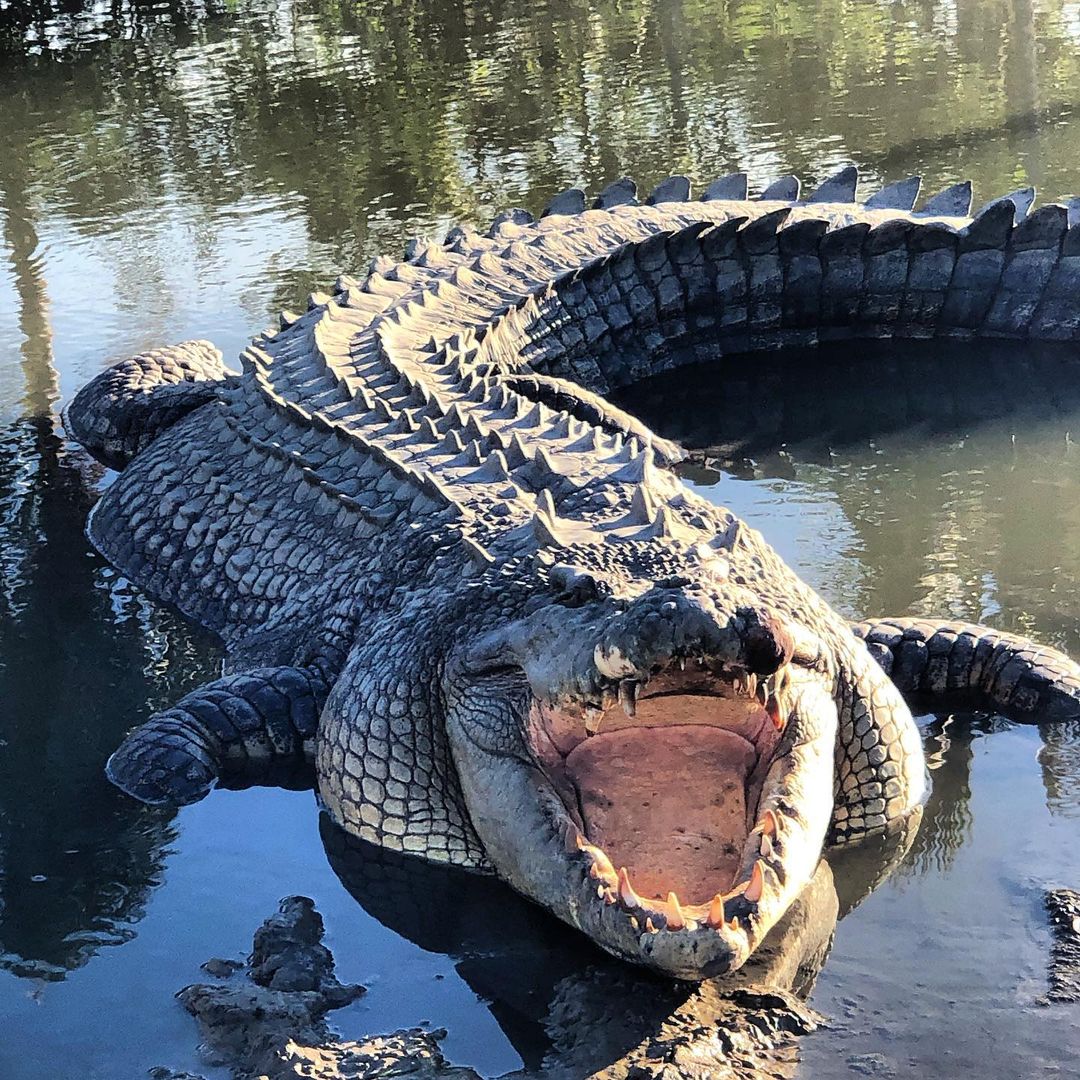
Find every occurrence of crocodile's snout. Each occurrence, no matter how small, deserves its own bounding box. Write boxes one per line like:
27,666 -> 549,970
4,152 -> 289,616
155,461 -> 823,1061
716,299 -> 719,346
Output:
446,588 -> 838,979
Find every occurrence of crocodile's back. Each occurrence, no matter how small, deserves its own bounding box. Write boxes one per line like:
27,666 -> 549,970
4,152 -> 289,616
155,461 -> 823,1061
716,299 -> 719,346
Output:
88,190 -> 1002,643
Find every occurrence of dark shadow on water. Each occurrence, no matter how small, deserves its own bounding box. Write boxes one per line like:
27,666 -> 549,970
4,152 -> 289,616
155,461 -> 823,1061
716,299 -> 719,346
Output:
613,339 -> 1080,472
0,415 -> 220,979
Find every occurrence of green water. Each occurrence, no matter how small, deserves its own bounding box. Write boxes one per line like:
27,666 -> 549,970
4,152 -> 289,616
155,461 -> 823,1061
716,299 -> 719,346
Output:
1,1 -> 1080,1076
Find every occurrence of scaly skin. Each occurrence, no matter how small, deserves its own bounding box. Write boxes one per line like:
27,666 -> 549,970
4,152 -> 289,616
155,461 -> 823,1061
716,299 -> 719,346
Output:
66,166 -> 1080,979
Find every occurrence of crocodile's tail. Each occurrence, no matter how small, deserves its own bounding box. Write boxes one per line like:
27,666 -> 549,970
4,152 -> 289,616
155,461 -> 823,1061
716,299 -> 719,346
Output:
107,665 -> 328,806
65,340 -> 232,470
854,618 -> 1080,721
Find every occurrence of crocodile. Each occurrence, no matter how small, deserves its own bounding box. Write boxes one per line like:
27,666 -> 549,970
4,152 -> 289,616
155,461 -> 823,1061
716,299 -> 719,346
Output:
66,165 -> 1080,980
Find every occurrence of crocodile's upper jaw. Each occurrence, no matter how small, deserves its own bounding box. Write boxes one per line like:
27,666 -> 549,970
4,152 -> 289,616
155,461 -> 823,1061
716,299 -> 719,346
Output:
445,590 -> 838,979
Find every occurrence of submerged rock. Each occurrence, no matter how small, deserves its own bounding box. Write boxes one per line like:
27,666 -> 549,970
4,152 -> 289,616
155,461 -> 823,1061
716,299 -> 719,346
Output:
160,895 -> 476,1080
159,867 -> 854,1079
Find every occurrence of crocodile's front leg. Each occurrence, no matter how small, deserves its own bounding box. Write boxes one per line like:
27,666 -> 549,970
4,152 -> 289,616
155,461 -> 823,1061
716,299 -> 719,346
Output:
853,617 -> 1080,721
107,664 -> 329,805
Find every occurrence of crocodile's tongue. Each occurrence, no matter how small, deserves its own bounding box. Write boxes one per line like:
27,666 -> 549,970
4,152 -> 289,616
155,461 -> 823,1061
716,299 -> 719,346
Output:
564,724 -> 759,905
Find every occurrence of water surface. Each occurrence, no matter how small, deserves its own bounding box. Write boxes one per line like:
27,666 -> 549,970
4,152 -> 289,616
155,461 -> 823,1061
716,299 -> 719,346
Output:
2,1 -> 1080,1076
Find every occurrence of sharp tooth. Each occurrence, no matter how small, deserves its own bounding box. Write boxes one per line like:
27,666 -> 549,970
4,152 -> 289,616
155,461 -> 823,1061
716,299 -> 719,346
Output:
766,695 -> 784,731
584,844 -> 616,882
618,680 -> 637,718
757,681 -> 768,706
678,657 -> 686,671
707,894 -> 725,928
746,674 -> 758,699
602,887 -> 617,905
584,707 -> 603,736
760,833 -> 774,860
563,822 -> 583,853
745,860 -> 766,904
645,917 -> 658,933
617,867 -> 641,909
760,808 -> 778,837
666,892 -> 685,930
727,915 -> 740,932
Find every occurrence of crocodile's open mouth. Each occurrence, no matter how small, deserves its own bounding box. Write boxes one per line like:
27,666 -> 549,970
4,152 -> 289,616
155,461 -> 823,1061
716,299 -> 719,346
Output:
529,660 -> 795,935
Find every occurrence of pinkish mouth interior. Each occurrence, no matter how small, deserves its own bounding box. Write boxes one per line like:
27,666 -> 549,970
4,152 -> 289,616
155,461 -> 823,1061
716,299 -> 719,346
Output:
565,722 -> 758,903
531,669 -> 788,919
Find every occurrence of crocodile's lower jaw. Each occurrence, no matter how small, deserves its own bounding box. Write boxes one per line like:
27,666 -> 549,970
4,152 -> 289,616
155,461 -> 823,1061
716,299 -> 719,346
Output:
531,661 -> 795,943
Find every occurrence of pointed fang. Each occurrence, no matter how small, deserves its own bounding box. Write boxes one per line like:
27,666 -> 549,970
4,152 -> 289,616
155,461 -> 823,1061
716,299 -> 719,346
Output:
618,680 -> 638,718
707,894 -> 725,929
745,860 -> 766,904
617,867 -> 641,910
766,695 -> 784,731
666,892 -> 685,930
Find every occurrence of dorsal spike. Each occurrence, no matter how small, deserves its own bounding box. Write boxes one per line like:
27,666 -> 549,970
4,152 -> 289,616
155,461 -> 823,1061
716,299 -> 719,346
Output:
505,433 -> 530,468
533,446 -> 579,488
808,165 -> 859,203
333,274 -> 361,294
614,445 -> 661,486
542,188 -> 587,217
594,177 -> 638,209
758,175 -> 800,201
640,506 -> 689,541
477,449 -> 510,483
464,414 -> 488,441
307,290 -> 332,310
960,197 -> 1018,251
739,208 -> 792,252
374,398 -> 395,422
420,416 -> 441,442
352,386 -> 376,411
550,413 -> 574,440
702,173 -> 749,201
628,484 -> 658,524
920,180 -> 973,217
489,208 -> 534,236
465,377 -> 489,403
647,175 -> 692,204
864,175 -> 921,211
389,411 -> 418,435
278,310 -> 300,330
464,439 -> 485,467
462,535 -> 495,570
518,402 -> 548,429
532,509 -> 565,549
536,489 -> 557,518
441,429 -> 465,455
974,187 -> 1036,224
441,403 -> 468,431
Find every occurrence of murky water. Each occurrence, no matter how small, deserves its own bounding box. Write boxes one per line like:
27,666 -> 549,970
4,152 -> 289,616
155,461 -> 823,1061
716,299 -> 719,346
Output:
2,1 -> 1080,1076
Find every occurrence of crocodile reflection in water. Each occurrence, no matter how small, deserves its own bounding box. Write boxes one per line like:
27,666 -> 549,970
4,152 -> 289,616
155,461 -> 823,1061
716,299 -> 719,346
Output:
320,810 -> 918,1079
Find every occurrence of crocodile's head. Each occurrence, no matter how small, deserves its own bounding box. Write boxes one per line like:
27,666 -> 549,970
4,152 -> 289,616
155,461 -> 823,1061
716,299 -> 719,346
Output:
444,568 -> 839,980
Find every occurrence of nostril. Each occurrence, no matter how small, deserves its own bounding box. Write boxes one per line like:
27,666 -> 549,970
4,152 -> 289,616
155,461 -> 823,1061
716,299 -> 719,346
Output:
742,612 -> 795,676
